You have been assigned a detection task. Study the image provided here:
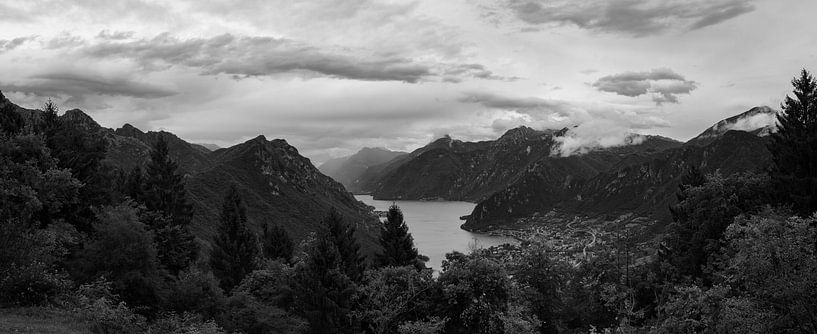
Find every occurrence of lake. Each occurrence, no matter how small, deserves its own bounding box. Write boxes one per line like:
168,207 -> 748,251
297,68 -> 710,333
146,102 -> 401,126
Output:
355,195 -> 518,270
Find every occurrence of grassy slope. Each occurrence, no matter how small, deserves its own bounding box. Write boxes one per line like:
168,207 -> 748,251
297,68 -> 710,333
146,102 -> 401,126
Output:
0,307 -> 90,334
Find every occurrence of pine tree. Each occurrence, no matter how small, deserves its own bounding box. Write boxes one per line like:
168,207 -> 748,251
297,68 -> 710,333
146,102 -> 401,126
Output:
41,102 -> 109,232
210,185 -> 259,291
375,204 -> 425,270
292,229 -> 358,334
322,208 -> 366,282
769,69 -> 817,216
143,134 -> 193,226
40,99 -> 59,136
262,222 -> 294,263
669,165 -> 707,222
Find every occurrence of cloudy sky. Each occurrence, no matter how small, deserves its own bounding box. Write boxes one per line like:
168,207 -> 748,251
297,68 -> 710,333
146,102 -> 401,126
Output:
1,0 -> 815,162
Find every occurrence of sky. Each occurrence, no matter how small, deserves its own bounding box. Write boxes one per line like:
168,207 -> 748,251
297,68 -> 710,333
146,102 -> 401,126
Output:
1,0 -> 815,162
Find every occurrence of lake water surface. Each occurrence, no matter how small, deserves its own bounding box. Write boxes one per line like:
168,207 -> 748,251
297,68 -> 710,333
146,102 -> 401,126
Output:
355,195 -> 517,270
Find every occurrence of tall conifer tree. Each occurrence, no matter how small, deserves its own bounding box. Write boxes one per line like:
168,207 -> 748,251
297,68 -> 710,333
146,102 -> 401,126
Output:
769,69 -> 817,216
292,229 -> 357,334
262,222 -> 294,263
143,134 -> 193,226
210,185 -> 259,291
322,208 -> 366,282
375,204 -> 425,270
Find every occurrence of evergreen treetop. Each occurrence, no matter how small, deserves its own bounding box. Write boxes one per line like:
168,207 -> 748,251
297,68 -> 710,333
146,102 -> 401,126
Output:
769,69 -> 817,216
143,134 -> 193,226
375,204 -> 425,270
322,208 -> 366,282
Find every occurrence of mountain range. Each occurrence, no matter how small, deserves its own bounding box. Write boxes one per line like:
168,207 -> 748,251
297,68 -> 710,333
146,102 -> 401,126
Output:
327,106 -> 777,232
0,91 -> 380,254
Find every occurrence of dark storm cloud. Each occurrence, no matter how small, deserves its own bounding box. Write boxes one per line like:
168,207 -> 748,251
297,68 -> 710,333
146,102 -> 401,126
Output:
0,71 -> 176,103
592,68 -> 697,105
499,0 -> 755,36
74,33 -> 500,83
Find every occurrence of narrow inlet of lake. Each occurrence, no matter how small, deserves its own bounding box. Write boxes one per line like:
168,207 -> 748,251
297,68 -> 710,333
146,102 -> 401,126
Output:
355,195 -> 518,271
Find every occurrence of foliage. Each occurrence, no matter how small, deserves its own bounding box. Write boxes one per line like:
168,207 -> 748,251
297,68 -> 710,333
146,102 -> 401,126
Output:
262,222 -> 295,263
72,278 -> 148,334
219,292 -> 307,334
210,185 -> 259,292
354,266 -> 436,334
438,254 -> 511,334
142,134 -> 193,226
510,243 -> 568,334
165,268 -> 225,320
0,220 -> 73,306
0,132 -> 81,226
662,172 -> 772,281
769,69 -> 817,216
233,261 -> 295,307
374,204 -> 426,270
397,317 -> 446,334
292,230 -> 358,334
153,223 -> 199,275
146,312 -> 226,334
0,101 -> 24,135
72,203 -> 167,313
0,133 -> 79,306
715,211 -> 817,333
323,208 -> 367,282
654,284 -> 728,334
45,113 -> 110,231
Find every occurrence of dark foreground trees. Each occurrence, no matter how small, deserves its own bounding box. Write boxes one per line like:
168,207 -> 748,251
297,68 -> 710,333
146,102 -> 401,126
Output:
210,185 -> 259,292
769,69 -> 817,217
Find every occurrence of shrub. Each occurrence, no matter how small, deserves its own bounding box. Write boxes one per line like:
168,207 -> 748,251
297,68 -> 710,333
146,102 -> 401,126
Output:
146,312 -> 226,334
165,268 -> 225,319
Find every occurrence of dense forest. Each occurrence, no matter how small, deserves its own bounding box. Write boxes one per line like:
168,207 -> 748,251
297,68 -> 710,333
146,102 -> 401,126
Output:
1,69 -> 816,334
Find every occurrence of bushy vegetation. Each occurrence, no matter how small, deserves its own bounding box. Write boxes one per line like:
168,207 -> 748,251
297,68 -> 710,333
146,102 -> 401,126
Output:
1,69 -> 816,333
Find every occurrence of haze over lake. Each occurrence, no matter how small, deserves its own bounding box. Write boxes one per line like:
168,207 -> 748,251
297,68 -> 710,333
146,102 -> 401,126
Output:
355,195 -> 517,270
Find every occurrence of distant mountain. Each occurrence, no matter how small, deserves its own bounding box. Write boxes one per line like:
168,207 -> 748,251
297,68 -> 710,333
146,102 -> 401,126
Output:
463,107 -> 776,231
196,143 -> 221,151
688,106 -> 777,145
318,147 -> 406,193
0,92 -> 380,254
368,127 -> 681,202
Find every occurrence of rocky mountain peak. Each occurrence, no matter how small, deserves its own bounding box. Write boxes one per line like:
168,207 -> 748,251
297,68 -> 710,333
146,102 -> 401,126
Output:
116,123 -> 146,137
62,109 -> 101,131
693,106 -> 778,141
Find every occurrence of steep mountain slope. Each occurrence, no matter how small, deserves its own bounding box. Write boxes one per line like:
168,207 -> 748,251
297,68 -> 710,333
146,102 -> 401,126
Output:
0,92 -> 379,254
318,147 -> 406,193
464,108 -> 776,231
688,106 -> 777,145
370,127 -> 681,202
187,135 -> 378,249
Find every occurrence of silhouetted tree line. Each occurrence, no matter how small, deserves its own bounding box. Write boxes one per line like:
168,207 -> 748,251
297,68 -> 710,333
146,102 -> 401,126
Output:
1,69 -> 817,333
